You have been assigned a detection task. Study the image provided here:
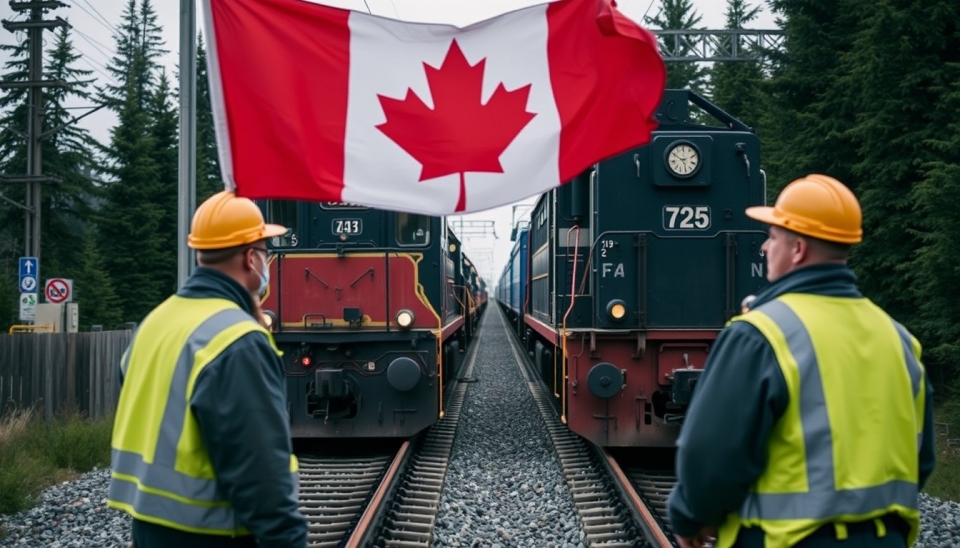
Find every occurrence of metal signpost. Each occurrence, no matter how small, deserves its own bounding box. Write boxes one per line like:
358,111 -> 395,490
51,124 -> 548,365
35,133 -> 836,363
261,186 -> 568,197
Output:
18,256 -> 38,322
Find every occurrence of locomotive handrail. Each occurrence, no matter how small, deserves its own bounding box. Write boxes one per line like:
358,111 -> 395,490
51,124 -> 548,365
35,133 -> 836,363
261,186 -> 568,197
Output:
303,313 -> 330,329
686,90 -> 753,132
451,285 -> 477,314
304,268 -> 330,288
560,226 -> 582,425
451,291 -> 465,311
350,268 -> 375,287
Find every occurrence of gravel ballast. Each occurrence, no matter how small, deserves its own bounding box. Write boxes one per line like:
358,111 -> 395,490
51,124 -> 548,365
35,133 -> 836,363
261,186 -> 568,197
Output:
431,309 -> 584,547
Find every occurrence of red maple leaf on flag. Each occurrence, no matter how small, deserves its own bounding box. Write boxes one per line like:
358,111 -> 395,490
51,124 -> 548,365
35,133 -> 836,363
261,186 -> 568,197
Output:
376,39 -> 537,212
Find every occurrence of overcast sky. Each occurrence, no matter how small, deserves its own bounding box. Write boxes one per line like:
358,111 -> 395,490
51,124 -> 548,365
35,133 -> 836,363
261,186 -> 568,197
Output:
0,0 -> 777,284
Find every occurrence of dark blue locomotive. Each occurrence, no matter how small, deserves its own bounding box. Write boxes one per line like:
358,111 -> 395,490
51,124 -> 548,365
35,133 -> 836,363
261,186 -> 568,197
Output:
255,202 -> 487,439
498,90 -> 769,447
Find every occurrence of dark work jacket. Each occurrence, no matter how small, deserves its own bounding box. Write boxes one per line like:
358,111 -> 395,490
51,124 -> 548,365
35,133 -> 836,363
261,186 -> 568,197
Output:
666,263 -> 936,544
121,267 -> 307,548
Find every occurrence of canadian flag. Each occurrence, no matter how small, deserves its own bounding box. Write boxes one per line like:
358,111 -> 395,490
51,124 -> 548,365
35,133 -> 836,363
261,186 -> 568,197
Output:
203,0 -> 666,215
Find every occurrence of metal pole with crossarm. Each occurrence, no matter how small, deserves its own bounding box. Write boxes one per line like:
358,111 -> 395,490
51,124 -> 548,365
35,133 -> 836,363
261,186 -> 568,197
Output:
1,1 -> 68,266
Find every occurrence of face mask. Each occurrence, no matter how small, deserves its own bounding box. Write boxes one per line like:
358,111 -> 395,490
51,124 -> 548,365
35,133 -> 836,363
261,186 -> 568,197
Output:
256,251 -> 270,297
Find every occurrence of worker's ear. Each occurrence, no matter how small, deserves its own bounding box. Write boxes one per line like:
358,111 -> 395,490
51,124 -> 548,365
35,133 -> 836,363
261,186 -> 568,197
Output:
242,247 -> 261,275
793,236 -> 809,265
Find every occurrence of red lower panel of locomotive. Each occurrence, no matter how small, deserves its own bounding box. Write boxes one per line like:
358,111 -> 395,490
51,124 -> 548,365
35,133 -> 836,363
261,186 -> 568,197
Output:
281,335 -> 445,439
535,330 -> 716,448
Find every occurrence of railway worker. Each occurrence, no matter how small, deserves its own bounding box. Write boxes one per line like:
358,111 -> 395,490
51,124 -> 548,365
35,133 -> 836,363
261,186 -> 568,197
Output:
107,190 -> 308,548
667,174 -> 936,548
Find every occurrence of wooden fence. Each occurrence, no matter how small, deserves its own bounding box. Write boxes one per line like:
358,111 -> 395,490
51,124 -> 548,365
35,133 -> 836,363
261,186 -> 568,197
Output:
0,330 -> 132,420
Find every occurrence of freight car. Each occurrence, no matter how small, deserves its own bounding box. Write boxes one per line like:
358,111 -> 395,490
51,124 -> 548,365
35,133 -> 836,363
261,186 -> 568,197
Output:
499,90 -> 769,447
256,201 -> 482,439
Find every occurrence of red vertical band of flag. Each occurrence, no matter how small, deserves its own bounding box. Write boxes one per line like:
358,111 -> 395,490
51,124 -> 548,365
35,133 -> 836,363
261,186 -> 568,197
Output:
548,0 -> 665,181
208,0 -> 351,201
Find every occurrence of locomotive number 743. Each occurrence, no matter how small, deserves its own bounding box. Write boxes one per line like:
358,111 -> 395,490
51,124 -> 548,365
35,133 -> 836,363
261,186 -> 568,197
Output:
333,219 -> 363,235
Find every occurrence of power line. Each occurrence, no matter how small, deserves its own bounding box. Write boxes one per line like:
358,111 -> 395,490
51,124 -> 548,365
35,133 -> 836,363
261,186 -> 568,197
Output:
643,0 -> 657,19
76,53 -> 116,84
72,0 -> 117,35
72,27 -> 114,62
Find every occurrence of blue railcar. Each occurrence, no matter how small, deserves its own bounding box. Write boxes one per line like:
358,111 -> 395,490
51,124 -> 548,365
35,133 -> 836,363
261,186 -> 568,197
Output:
498,227 -> 528,333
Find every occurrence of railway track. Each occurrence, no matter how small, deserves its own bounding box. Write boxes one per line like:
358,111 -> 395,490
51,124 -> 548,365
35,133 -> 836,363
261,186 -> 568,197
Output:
296,447 -> 408,547
500,305 -> 681,548
601,454 -> 680,548
293,322 -> 482,547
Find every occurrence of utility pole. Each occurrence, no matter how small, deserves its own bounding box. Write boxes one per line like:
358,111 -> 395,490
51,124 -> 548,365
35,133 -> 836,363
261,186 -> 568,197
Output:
177,0 -> 197,288
0,0 -> 67,265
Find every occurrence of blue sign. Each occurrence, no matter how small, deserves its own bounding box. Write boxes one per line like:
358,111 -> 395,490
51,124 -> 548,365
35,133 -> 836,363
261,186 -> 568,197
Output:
19,257 -> 38,293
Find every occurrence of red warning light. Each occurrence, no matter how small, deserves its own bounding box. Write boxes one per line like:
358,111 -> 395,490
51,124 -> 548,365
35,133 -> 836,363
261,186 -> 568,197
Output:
301,356 -> 312,367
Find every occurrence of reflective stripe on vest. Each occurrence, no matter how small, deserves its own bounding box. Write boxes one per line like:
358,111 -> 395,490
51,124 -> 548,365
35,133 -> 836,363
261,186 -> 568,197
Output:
892,320 -> 925,449
109,307 -> 255,533
739,299 -> 920,521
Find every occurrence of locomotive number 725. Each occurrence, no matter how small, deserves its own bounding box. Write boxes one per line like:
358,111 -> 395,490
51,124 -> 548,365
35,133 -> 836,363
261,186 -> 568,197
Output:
663,206 -> 711,230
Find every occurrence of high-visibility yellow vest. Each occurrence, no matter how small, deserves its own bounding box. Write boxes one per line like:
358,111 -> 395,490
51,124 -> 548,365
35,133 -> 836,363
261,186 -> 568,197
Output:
716,293 -> 925,548
107,296 -> 298,536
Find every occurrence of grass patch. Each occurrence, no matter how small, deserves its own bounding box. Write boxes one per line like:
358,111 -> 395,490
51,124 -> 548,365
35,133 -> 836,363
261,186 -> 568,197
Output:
923,399 -> 960,502
0,407 -> 113,517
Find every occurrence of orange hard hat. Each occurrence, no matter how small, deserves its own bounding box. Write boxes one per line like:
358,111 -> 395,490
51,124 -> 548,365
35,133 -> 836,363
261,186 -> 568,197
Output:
188,190 -> 288,250
745,174 -> 862,244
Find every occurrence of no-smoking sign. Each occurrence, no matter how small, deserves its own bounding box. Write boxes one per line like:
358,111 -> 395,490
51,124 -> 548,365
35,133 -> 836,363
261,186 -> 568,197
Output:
45,278 -> 73,304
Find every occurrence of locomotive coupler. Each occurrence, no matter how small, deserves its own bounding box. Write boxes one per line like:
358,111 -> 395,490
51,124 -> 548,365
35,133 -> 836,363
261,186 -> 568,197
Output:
669,369 -> 701,407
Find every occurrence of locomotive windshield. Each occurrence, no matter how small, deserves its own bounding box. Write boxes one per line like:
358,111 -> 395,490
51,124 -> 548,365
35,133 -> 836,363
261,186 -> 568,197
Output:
397,213 -> 430,246
265,199 -> 297,248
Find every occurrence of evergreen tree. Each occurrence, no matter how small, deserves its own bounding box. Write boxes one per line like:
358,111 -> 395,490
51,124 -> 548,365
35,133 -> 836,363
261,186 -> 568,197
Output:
99,0 -> 166,112
762,0 -> 863,195
708,0 -> 767,130
39,26 -> 100,278
148,69 -> 180,296
72,229 -> 123,331
96,0 -> 170,323
98,80 -> 165,323
843,0 -> 960,382
0,254 -> 19,332
196,33 -> 222,202
0,38 -> 30,276
763,0 -> 960,384
644,0 -> 709,94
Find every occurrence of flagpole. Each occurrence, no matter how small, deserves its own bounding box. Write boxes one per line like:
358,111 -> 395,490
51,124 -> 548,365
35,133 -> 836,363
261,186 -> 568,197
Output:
178,0 -> 198,288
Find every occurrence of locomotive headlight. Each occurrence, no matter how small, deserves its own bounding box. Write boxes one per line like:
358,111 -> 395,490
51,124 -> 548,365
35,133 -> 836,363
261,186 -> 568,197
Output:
396,309 -> 415,329
261,310 -> 278,331
606,300 -> 627,321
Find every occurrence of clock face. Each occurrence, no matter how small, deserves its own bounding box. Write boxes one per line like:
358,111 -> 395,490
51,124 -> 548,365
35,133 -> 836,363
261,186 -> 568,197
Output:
666,143 -> 700,177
